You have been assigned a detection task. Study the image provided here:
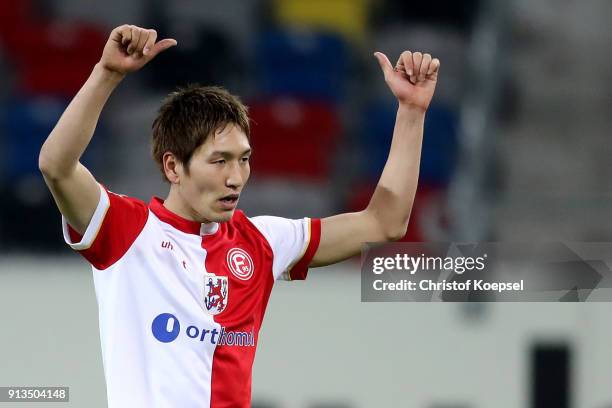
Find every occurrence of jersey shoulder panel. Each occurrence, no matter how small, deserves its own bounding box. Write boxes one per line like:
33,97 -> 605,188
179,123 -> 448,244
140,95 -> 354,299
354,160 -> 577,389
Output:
62,183 -> 149,270
228,210 -> 275,254
247,214 -> 321,281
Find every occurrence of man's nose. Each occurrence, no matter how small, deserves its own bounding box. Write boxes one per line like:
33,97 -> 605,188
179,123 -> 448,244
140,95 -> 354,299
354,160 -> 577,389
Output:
225,162 -> 243,189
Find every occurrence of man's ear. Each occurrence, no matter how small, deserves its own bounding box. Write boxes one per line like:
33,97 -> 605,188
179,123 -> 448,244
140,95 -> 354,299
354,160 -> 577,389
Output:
163,152 -> 182,184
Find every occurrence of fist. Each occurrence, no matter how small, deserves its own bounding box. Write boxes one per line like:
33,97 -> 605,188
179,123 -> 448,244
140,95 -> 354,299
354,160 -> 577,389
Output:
99,25 -> 177,76
374,51 -> 440,112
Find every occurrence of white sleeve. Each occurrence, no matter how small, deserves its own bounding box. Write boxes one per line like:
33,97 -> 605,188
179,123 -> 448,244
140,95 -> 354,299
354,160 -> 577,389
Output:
61,184 -> 109,250
249,216 -> 321,281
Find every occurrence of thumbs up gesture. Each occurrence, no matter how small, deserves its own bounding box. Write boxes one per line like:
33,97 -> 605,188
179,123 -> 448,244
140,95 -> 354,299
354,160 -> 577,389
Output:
99,25 -> 177,77
374,51 -> 440,112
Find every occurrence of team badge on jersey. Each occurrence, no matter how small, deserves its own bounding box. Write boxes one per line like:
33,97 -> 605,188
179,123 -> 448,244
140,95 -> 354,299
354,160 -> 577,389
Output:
203,273 -> 229,315
226,248 -> 254,280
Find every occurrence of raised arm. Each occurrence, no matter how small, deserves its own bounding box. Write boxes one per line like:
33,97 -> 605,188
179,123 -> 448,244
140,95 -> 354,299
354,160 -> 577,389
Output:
38,25 -> 176,234
311,51 -> 440,267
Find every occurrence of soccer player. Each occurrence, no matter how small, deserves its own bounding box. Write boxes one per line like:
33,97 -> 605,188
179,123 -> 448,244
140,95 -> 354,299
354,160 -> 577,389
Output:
38,25 -> 440,407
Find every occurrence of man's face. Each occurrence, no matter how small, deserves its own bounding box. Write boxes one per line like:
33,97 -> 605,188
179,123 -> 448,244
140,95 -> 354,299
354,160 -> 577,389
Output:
177,123 -> 251,223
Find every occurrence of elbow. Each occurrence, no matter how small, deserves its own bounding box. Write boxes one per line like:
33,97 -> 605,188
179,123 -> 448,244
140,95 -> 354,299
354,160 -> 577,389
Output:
38,151 -> 50,173
377,218 -> 409,242
38,151 -> 56,178
38,150 -> 70,180
366,208 -> 410,242
385,223 -> 409,242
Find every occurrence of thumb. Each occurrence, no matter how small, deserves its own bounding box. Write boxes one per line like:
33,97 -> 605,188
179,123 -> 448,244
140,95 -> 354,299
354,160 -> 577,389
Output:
148,38 -> 178,58
373,51 -> 393,78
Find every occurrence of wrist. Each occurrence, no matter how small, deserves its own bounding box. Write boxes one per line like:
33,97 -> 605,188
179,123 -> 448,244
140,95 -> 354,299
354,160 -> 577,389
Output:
397,104 -> 426,122
92,63 -> 126,85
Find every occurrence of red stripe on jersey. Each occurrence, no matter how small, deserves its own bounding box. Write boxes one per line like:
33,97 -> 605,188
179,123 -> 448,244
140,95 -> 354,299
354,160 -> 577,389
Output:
148,197 -> 203,234
207,211 -> 275,408
68,189 -> 148,270
288,218 -> 321,280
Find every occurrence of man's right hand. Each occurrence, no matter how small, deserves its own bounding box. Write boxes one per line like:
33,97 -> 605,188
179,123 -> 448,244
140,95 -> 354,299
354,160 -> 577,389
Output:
99,25 -> 177,77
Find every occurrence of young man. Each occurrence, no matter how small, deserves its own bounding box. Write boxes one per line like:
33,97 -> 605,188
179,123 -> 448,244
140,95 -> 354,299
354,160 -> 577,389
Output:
39,25 -> 440,407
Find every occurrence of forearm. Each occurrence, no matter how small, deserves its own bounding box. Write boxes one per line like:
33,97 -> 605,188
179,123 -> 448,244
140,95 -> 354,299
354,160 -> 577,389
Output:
39,63 -> 124,178
311,51 -> 438,266
366,106 -> 425,239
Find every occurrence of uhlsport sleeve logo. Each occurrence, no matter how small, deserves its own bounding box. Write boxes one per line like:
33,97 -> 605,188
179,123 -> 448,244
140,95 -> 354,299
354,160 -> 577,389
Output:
226,248 -> 254,281
203,273 -> 229,315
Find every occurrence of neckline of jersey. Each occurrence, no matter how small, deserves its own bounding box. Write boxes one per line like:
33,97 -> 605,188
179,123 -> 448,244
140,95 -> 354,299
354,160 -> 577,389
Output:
149,197 -> 220,236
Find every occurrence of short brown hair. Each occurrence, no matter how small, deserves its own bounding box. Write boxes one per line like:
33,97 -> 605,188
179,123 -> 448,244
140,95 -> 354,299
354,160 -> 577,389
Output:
151,85 -> 250,182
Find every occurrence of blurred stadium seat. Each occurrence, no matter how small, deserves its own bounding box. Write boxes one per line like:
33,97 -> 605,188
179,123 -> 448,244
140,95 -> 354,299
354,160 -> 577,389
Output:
51,0 -> 147,28
160,0 -> 260,57
373,0 -> 481,34
0,95 -> 106,250
2,21 -> 106,96
254,29 -> 350,102
360,101 -> 459,186
346,183 -> 449,241
249,97 -> 342,180
145,23 -> 240,90
3,96 -> 69,180
273,0 -> 369,43
0,0 -> 32,38
1,96 -> 69,250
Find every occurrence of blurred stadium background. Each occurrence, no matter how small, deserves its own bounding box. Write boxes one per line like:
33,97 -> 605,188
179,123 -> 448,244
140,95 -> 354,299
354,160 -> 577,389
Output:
1,0 -> 611,407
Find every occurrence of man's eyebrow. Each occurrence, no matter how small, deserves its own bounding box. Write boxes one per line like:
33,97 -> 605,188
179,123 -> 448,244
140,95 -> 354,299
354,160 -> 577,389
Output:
209,148 -> 252,157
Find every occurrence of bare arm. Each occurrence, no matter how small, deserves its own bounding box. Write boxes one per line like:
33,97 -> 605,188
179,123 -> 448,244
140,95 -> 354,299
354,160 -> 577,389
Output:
38,25 -> 176,234
311,51 -> 440,266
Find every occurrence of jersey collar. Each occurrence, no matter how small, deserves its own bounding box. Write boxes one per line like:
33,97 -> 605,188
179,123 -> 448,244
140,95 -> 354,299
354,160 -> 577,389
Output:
149,197 -> 220,236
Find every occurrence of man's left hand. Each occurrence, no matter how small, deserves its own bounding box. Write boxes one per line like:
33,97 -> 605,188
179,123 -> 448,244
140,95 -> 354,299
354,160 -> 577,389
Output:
374,51 -> 440,112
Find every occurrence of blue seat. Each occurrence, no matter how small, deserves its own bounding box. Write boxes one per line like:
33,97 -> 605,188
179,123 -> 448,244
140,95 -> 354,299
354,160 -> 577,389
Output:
0,95 -> 105,250
254,29 -> 349,102
361,101 -> 459,186
3,96 -> 67,180
2,96 -> 105,180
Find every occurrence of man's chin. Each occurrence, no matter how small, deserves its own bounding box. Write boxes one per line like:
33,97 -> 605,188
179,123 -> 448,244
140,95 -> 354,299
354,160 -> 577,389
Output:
210,209 -> 235,223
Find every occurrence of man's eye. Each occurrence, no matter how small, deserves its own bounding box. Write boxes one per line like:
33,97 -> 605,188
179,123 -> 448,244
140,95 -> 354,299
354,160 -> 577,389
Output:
214,160 -> 226,164
241,157 -> 250,163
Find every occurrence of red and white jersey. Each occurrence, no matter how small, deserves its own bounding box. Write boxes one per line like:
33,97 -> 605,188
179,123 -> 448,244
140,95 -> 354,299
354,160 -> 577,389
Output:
62,184 -> 321,408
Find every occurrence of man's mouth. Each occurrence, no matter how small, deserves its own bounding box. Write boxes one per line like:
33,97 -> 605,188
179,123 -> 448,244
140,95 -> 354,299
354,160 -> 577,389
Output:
219,194 -> 239,209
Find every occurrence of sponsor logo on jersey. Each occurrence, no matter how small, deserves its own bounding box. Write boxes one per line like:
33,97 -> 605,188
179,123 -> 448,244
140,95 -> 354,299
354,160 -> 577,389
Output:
226,248 -> 254,280
151,313 -> 255,346
203,273 -> 228,315
151,313 -> 181,343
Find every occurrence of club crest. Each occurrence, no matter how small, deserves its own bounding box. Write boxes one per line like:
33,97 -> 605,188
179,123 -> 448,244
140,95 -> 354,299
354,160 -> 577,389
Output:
226,248 -> 254,281
203,273 -> 229,315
